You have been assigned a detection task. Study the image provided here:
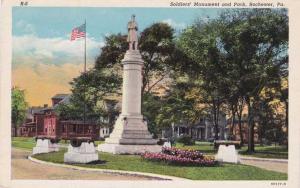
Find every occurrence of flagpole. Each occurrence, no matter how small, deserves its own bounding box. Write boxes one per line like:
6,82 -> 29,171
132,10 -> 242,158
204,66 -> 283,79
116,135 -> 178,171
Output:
84,19 -> 87,73
83,19 -> 87,124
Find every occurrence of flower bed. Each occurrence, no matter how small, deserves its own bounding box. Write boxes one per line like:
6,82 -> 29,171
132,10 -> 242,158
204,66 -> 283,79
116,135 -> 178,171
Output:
141,147 -> 218,167
162,147 -> 204,160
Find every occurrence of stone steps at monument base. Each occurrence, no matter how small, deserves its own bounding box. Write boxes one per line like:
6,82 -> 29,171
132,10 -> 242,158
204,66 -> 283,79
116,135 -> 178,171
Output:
108,130 -> 154,139
122,129 -> 152,134
107,133 -> 153,140
119,138 -> 158,145
121,134 -> 153,139
104,137 -> 158,145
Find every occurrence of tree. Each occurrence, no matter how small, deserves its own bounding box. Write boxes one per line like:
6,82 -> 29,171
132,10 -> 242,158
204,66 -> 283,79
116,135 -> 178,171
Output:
11,87 -> 28,136
177,9 -> 288,151
56,68 -> 121,124
178,19 -> 229,140
218,9 -> 288,152
155,77 -> 204,133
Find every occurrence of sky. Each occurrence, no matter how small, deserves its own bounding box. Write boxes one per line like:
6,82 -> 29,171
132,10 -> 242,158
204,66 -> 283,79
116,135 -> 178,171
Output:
12,7 -> 223,106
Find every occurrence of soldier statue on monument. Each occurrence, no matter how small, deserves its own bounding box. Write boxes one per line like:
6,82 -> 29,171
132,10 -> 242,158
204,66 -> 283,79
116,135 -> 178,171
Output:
127,15 -> 138,50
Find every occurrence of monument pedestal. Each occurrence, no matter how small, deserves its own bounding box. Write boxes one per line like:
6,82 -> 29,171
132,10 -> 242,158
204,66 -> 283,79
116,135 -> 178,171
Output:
64,142 -> 98,163
32,139 -> 59,155
98,143 -> 161,155
215,145 -> 240,164
98,116 -> 162,154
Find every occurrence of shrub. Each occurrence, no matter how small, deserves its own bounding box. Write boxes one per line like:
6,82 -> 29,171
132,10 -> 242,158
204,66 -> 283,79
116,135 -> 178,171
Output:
176,135 -> 195,145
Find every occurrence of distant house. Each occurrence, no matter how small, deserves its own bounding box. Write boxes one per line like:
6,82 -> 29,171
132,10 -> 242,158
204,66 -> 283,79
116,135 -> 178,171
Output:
17,105 -> 48,137
17,93 -> 110,141
162,113 -> 227,141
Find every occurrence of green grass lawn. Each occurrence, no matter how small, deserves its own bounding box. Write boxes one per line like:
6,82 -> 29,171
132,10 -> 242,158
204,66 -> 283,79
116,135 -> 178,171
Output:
12,137 -> 36,150
174,142 -> 217,154
11,137 -> 288,159
32,150 -> 287,180
239,145 -> 288,159
174,142 -> 288,159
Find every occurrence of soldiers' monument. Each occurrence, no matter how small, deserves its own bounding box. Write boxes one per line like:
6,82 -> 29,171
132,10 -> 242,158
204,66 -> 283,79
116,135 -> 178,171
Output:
98,15 -> 162,154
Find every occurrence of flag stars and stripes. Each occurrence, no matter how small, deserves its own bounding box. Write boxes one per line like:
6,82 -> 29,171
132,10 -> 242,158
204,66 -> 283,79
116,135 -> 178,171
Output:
70,23 -> 86,41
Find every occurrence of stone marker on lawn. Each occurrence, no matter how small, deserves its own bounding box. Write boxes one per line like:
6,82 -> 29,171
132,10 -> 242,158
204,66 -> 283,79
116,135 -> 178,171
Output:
64,142 -> 98,163
98,15 -> 161,154
215,145 -> 240,164
32,138 -> 59,155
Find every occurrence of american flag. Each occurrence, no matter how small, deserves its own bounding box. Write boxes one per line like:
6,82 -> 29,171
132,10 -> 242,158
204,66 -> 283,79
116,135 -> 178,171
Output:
70,23 -> 86,41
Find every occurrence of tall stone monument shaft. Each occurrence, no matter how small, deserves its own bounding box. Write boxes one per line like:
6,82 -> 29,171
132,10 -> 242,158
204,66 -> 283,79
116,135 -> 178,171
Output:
98,15 -> 161,154
121,53 -> 143,117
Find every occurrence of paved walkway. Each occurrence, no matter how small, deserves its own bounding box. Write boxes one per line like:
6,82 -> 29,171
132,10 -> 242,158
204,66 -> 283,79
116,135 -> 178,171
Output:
240,157 -> 288,173
12,148 -> 153,180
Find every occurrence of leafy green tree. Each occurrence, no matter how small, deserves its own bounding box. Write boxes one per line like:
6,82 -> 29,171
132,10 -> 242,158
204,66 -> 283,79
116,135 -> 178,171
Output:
218,9 -> 288,152
178,19 -> 229,140
177,9 -> 288,151
154,75 -> 205,137
11,87 -> 28,136
55,68 -> 121,124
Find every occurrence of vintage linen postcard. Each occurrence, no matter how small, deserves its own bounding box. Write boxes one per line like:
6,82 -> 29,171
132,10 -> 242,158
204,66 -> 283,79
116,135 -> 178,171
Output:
0,0 -> 299,188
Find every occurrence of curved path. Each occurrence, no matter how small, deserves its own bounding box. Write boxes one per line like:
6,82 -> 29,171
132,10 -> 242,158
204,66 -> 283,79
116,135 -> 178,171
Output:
12,148 -> 155,180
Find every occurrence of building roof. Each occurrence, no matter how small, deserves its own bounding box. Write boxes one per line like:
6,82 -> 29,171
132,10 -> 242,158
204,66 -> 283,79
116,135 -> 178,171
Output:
52,94 -> 71,109
51,94 -> 69,100
58,94 -> 71,104
26,106 -> 47,117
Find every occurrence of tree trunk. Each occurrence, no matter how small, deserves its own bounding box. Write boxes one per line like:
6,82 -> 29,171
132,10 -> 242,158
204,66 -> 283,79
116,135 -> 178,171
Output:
230,105 -> 236,140
246,99 -> 255,153
259,124 -> 263,146
238,115 -> 243,146
236,98 -> 244,146
14,123 -> 18,137
212,100 -> 219,141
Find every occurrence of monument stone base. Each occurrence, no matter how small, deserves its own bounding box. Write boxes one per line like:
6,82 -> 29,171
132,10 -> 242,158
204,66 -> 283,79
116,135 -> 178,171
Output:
64,142 -> 98,164
32,138 -> 59,155
98,143 -> 162,154
215,145 -> 240,164
98,116 -> 162,154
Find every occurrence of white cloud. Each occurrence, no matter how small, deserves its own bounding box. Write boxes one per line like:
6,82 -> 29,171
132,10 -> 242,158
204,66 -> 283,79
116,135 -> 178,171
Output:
162,19 -> 186,30
16,20 -> 36,34
13,34 -> 104,61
